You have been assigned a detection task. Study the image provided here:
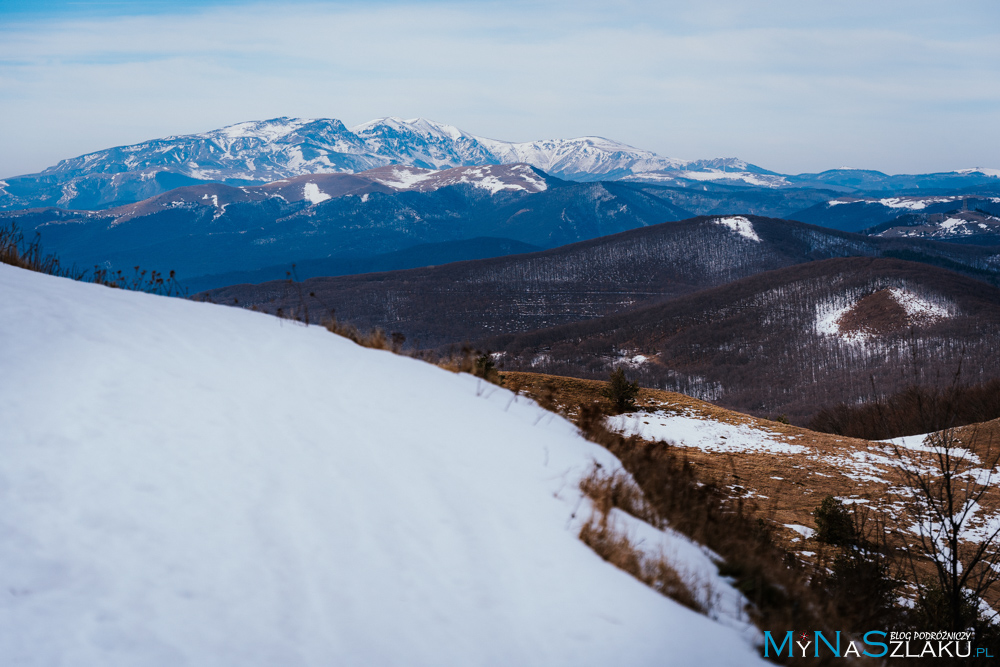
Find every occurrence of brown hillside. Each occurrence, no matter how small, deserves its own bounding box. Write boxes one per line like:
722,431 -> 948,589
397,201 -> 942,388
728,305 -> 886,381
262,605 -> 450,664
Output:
506,369 -> 1000,609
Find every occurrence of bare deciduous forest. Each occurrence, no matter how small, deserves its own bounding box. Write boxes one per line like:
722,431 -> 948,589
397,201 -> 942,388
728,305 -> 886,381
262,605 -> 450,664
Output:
487,257 -> 1000,424
204,216 -> 1000,353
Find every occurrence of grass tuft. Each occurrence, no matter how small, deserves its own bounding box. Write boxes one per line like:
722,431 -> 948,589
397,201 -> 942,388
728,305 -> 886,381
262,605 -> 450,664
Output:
1,222 -> 186,296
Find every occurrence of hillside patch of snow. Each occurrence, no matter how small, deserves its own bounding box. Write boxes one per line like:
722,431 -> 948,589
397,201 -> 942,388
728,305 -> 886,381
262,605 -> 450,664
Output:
958,168 -> 1000,178
0,265 -> 769,667
885,287 -> 951,323
877,197 -> 954,210
677,170 -> 787,188
302,182 -> 331,204
713,216 -> 761,242
607,411 -> 806,455
448,166 -> 545,194
939,217 -> 966,232
372,166 -> 436,190
215,118 -> 311,142
815,288 -> 952,343
784,524 -> 816,540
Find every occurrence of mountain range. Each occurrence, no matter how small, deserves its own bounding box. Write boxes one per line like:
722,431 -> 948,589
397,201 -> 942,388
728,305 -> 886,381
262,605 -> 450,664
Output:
2,116 -> 998,211
9,164 -> 999,291
1,165 -> 696,287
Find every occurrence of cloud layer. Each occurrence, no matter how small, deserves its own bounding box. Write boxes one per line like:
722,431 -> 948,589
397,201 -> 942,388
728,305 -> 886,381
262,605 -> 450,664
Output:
1,0 -> 997,177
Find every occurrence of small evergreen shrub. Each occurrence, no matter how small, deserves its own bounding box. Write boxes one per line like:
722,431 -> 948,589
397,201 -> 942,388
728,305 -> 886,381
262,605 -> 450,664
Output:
473,353 -> 504,385
813,496 -> 856,547
602,367 -> 639,414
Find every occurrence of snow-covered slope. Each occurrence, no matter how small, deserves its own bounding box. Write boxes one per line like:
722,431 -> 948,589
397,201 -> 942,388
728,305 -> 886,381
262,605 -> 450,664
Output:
350,116 -> 498,169
46,117 -> 384,183
5,115 -> 998,211
0,117 -> 759,210
476,134 -> 688,180
0,264 -> 767,666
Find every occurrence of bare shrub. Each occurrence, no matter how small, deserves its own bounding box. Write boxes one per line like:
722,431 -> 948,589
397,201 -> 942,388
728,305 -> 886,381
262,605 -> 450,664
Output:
889,425 -> 1000,633
0,222 -> 62,273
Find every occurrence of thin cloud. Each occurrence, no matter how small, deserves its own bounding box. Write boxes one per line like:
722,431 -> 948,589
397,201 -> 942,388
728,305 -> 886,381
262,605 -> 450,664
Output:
0,1 -> 997,177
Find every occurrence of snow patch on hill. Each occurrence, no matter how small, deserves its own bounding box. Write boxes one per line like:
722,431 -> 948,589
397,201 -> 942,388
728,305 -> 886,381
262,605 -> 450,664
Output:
877,197 -> 956,210
886,287 -> 951,323
607,411 -> 806,455
675,170 -> 788,188
713,216 -> 761,242
815,287 -> 953,343
302,182 -> 330,204
216,118 -> 312,142
368,166 -> 437,189
815,301 -> 865,342
958,168 -> 1000,178
302,183 -> 330,204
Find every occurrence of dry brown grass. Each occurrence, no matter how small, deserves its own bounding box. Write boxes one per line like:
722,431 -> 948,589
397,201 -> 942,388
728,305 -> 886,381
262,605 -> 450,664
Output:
578,464 -> 654,525
578,514 -> 703,613
1,222 -> 186,295
513,369 -> 1000,640
321,315 -> 393,350
504,371 -> 909,556
576,463 -> 706,612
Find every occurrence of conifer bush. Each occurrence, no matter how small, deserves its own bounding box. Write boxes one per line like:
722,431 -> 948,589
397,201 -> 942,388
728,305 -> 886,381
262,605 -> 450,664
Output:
602,367 -> 639,414
813,495 -> 856,547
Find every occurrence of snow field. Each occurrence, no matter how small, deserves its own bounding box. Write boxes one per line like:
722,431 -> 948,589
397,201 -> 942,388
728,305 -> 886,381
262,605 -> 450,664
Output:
712,216 -> 761,243
0,264 -> 768,666
302,182 -> 331,204
608,410 -> 806,456
814,286 -> 953,344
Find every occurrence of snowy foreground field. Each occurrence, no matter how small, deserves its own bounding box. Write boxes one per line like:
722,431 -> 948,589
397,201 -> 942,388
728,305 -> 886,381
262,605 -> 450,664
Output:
0,264 -> 767,666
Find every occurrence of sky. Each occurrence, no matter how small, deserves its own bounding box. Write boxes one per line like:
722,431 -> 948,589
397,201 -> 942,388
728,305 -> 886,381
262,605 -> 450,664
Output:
0,0 -> 997,177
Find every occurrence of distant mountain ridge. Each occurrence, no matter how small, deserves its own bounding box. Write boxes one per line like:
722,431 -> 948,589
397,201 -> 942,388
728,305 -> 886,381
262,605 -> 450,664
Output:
791,194 -> 1000,241
3,115 -> 998,211
0,117 -> 704,210
1,165 -> 692,285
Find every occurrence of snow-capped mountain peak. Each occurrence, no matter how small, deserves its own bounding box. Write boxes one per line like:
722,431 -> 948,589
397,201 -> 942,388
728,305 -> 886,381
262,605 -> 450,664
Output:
349,116 -> 496,169
5,115 -> 998,212
206,116 -> 315,142
351,116 -> 471,142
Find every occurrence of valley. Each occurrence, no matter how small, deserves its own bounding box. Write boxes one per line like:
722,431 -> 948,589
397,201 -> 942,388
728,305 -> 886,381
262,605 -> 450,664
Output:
4,113 -> 1000,663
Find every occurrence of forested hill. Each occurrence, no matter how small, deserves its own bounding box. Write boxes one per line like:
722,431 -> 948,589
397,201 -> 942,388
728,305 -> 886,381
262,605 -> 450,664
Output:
485,257 -> 1000,423
202,215 -> 1000,348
